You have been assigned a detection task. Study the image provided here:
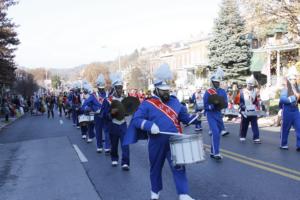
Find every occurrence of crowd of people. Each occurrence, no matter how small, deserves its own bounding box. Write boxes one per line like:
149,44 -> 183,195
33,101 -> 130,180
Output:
0,94 -> 27,122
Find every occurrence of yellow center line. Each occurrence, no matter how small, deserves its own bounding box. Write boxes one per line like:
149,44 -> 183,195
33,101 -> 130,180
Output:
222,152 -> 300,182
203,144 -> 300,179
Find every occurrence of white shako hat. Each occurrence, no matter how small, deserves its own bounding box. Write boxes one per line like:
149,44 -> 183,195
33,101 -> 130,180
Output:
110,72 -> 123,86
246,74 -> 258,86
96,74 -> 106,88
210,66 -> 224,82
153,63 -> 173,90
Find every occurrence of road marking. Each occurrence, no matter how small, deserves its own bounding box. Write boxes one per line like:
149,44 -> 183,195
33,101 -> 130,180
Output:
203,144 -> 300,181
220,148 -> 300,176
222,152 -> 300,182
73,144 -> 88,163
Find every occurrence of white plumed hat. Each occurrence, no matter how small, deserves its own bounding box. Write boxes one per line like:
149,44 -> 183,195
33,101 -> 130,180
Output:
110,72 -> 123,86
96,74 -> 106,88
153,63 -> 173,90
210,66 -> 224,82
82,81 -> 93,94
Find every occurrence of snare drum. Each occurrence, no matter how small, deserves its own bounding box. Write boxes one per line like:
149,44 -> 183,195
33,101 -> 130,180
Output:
78,115 -> 94,126
169,134 -> 205,165
243,110 -> 266,117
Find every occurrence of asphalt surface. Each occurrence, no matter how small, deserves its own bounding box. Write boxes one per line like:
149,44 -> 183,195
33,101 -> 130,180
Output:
0,112 -> 300,200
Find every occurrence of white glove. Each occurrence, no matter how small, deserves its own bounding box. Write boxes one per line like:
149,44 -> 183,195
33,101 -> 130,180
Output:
150,123 -> 160,134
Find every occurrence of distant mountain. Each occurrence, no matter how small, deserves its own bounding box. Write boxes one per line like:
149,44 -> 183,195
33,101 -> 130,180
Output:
49,64 -> 86,81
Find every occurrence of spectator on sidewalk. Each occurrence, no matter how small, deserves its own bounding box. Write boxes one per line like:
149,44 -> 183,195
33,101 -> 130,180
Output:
1,97 -> 10,122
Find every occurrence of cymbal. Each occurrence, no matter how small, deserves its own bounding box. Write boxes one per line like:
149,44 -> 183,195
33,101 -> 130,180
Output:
122,96 -> 140,115
111,100 -> 125,120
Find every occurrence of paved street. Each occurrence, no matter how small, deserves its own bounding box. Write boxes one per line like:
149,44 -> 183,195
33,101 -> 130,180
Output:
0,113 -> 300,200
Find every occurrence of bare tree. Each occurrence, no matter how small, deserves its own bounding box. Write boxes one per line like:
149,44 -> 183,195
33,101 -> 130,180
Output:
82,63 -> 110,86
241,0 -> 300,38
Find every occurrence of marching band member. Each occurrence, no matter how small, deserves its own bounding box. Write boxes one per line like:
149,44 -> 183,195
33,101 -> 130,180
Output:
81,76 -> 106,150
71,82 -> 81,128
204,67 -> 228,160
80,82 -> 95,142
190,86 -> 204,131
127,64 -> 198,200
102,73 -> 130,170
96,74 -> 111,154
239,75 -> 261,144
279,66 -> 300,151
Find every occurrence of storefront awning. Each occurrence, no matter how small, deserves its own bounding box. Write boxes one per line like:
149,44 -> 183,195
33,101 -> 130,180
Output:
250,52 -> 267,72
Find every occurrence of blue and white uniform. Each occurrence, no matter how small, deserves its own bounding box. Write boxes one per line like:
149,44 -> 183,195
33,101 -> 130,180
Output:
102,95 -> 130,166
81,93 -> 103,147
279,88 -> 300,149
131,95 -> 197,195
203,88 -> 228,156
81,95 -> 96,140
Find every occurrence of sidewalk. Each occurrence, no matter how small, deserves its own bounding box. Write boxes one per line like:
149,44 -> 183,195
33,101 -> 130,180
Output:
0,114 -> 24,131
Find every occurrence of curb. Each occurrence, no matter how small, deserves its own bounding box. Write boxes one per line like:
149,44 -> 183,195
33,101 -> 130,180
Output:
0,114 -> 25,132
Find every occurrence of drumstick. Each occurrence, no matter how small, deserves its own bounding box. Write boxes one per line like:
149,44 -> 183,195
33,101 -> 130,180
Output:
159,131 -> 183,136
185,110 -> 204,127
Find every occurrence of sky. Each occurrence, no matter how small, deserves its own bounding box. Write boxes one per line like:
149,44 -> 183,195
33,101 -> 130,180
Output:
8,0 -> 222,69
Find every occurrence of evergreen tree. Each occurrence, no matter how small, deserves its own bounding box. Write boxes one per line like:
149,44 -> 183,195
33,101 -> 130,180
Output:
208,0 -> 251,82
0,0 -> 19,86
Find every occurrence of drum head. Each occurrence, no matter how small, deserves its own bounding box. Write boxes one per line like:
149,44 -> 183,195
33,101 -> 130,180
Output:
111,100 -> 125,120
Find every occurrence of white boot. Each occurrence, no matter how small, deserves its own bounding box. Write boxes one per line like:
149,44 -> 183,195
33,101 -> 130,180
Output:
151,191 -> 160,200
179,194 -> 195,200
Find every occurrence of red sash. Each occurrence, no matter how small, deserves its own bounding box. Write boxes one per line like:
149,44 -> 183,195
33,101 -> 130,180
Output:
207,88 -> 217,95
94,94 -> 104,104
107,96 -> 113,104
147,98 -> 182,133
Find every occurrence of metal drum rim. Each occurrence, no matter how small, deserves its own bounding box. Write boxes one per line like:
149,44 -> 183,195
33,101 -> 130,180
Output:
169,134 -> 202,143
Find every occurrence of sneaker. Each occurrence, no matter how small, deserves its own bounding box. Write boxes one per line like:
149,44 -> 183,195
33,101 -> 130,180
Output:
253,139 -> 262,144
221,130 -> 230,136
208,130 -> 212,136
121,164 -> 130,171
179,194 -> 195,200
111,161 -> 118,166
73,124 -> 76,127
82,135 -> 87,139
240,138 -> 246,142
105,149 -> 111,155
151,191 -> 160,200
296,147 -> 300,152
97,148 -> 103,153
280,145 -> 289,150
87,138 -> 93,143
210,154 -> 223,160
77,126 -> 80,129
